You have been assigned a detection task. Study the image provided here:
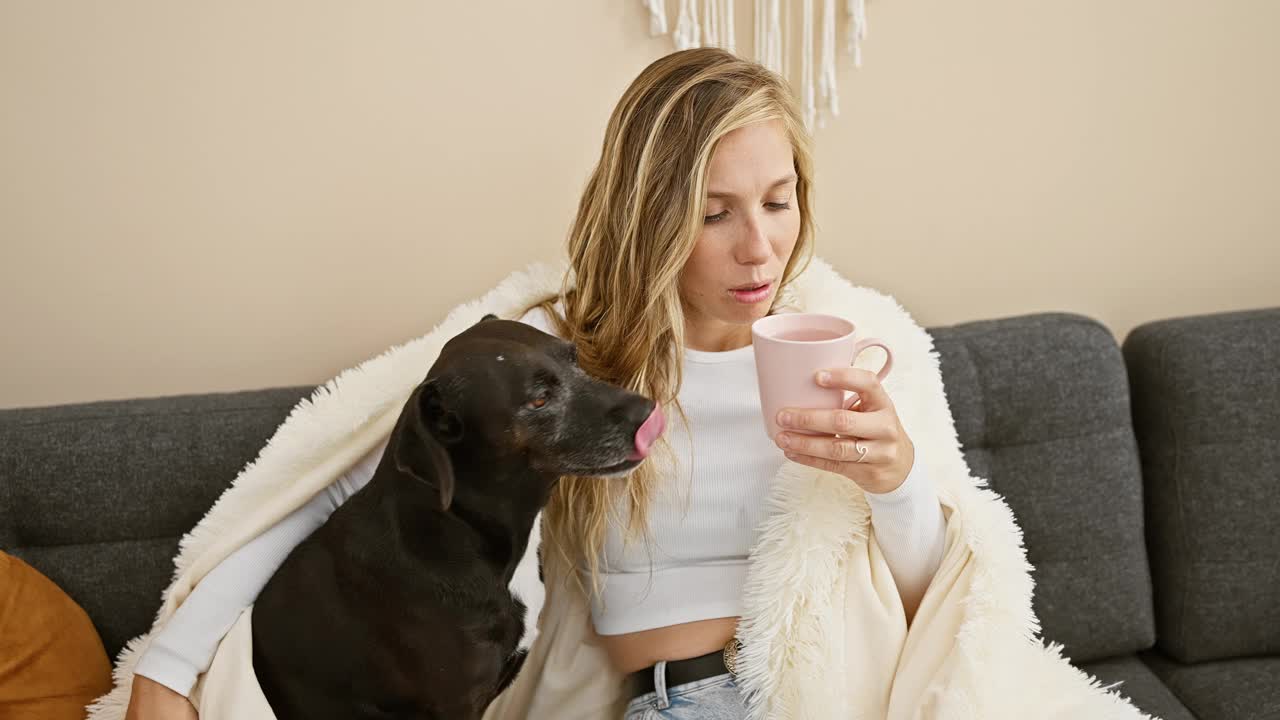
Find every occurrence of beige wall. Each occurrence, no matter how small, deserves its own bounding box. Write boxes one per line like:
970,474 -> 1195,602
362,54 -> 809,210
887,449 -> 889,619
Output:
3,1 -> 1277,410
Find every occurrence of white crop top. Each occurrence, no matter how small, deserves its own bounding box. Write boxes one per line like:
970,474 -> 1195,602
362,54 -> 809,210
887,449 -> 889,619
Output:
590,340 -> 782,634
518,303 -> 945,637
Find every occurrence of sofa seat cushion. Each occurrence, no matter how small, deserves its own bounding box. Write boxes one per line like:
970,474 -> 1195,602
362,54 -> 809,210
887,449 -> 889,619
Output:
1077,653 -> 1195,720
1140,649 -> 1280,720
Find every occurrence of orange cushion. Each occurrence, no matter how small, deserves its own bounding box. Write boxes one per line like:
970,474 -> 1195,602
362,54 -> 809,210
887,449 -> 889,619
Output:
0,551 -> 113,720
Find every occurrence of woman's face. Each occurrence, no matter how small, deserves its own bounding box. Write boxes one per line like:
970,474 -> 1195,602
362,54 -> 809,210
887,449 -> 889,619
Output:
678,119 -> 801,352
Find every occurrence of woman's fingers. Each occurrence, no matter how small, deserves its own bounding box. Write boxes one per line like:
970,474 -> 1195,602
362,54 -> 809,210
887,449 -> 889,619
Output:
776,433 -> 882,464
772,366 -> 917,495
776,407 -> 895,438
776,367 -> 897,436
815,367 -> 892,411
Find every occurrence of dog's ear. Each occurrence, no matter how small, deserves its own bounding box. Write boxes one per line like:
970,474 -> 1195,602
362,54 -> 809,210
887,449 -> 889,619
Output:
394,379 -> 458,510
417,378 -> 464,443
475,312 -> 500,325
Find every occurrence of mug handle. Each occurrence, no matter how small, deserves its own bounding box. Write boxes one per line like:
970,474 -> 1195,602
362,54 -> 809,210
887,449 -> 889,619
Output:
845,338 -> 893,410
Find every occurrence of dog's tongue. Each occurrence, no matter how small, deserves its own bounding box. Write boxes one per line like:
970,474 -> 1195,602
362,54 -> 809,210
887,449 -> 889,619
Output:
629,405 -> 666,461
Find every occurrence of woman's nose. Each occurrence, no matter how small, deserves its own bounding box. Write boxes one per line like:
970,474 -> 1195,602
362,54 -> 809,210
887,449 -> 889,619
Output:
735,215 -> 773,264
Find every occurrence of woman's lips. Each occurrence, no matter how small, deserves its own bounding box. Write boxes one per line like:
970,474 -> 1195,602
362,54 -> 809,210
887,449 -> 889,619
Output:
730,282 -> 772,304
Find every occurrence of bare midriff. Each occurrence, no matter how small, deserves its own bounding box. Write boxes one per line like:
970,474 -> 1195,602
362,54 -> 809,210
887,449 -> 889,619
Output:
597,616 -> 740,674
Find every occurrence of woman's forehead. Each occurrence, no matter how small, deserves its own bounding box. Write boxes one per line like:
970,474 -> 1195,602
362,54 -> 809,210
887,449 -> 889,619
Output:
707,121 -> 795,194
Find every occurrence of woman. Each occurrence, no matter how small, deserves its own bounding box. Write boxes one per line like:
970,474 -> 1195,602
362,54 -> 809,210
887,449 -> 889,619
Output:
125,47 -> 947,719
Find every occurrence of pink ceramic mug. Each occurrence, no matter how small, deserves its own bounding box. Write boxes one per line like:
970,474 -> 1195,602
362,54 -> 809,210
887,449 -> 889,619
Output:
751,313 -> 894,441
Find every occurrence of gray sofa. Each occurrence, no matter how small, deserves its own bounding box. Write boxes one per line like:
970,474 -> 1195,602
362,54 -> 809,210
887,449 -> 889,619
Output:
2,308 -> 1277,719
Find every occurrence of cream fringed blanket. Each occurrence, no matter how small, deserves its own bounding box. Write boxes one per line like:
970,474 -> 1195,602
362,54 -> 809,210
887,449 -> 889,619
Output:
88,257 -> 1156,720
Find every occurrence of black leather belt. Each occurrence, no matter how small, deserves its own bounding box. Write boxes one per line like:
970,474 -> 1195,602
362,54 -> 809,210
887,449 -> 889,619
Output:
629,640 -> 742,699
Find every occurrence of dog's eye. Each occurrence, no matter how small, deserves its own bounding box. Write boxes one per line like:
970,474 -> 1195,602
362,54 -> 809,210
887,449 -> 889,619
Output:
527,395 -> 549,409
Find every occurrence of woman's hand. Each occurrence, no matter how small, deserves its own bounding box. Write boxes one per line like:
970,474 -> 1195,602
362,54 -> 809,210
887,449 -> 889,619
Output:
772,367 -> 915,495
124,674 -> 198,720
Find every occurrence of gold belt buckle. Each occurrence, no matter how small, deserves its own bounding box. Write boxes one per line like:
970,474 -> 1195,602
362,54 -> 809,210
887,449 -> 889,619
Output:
723,638 -> 743,679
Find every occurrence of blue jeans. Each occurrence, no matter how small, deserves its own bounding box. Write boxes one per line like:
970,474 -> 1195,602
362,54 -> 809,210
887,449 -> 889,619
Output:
622,660 -> 748,719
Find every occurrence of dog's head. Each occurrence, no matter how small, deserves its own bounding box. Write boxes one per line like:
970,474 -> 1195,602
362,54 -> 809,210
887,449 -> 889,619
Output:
391,313 -> 664,511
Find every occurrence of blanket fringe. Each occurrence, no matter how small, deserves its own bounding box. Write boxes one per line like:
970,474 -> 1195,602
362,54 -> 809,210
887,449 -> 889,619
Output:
735,462 -> 866,719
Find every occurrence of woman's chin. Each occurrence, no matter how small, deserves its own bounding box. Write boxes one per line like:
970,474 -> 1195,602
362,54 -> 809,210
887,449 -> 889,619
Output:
724,296 -> 776,322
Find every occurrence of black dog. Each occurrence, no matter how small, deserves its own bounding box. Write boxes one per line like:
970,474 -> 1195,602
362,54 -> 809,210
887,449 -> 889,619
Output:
250,314 -> 665,720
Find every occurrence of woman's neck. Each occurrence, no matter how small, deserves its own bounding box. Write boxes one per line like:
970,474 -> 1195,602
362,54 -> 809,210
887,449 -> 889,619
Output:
684,318 -> 753,352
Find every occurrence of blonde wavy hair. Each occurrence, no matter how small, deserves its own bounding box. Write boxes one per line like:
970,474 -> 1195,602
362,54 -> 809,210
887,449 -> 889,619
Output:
526,47 -> 816,601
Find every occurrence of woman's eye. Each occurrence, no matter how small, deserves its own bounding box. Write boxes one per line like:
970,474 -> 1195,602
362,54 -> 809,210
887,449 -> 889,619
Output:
706,202 -> 788,223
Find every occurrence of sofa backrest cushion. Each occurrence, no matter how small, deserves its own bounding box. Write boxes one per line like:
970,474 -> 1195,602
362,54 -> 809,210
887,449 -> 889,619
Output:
931,313 -> 1156,663
1123,307 -> 1280,663
0,386 -> 312,659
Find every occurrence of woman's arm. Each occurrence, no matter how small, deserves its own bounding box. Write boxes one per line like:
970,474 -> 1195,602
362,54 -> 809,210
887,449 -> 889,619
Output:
772,367 -> 946,625
124,674 -> 198,720
131,439 -> 388,698
863,455 -> 947,624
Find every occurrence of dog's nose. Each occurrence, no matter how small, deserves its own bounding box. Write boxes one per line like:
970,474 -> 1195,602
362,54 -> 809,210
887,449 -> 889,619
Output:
610,396 -> 654,428
611,397 -> 664,461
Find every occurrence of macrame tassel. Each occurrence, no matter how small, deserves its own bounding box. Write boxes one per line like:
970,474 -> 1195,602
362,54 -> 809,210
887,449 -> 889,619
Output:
674,0 -> 701,50
765,0 -> 783,73
781,0 -> 790,78
817,0 -> 839,126
754,0 -> 764,62
704,0 -> 719,47
646,0 -> 871,132
800,0 -> 816,131
643,0 -> 668,36
846,0 -> 867,67
757,0 -> 780,69
724,0 -> 736,53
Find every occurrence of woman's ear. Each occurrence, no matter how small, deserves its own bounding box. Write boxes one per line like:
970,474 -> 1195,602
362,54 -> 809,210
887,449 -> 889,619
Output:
394,380 -> 458,510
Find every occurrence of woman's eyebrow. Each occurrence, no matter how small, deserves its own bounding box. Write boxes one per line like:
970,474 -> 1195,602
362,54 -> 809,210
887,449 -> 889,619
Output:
707,173 -> 798,199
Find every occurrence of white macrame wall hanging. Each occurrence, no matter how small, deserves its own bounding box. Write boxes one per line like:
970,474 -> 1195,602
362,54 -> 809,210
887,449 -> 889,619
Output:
640,0 -> 868,132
